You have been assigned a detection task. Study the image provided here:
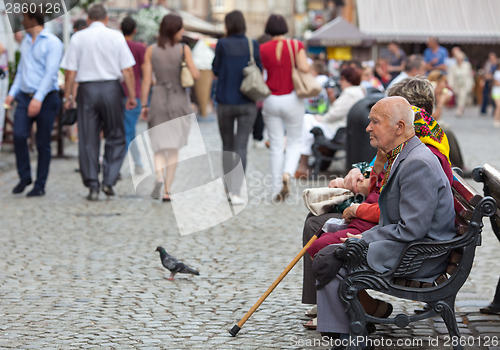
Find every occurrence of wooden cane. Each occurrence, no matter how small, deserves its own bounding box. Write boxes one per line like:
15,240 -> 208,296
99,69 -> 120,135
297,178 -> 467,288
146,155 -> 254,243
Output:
229,233 -> 319,336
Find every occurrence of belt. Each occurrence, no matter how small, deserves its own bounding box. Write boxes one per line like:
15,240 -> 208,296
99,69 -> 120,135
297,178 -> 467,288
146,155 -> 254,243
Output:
21,90 -> 58,99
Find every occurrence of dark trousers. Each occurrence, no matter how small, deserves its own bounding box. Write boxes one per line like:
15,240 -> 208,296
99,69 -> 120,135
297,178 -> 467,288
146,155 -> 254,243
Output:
302,211 -> 342,305
481,80 -> 493,114
13,91 -> 60,190
252,107 -> 265,141
217,103 -> 257,194
77,81 -> 125,190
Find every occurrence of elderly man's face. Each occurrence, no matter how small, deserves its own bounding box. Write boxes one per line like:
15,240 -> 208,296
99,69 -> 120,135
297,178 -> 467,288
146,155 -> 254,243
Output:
366,102 -> 398,152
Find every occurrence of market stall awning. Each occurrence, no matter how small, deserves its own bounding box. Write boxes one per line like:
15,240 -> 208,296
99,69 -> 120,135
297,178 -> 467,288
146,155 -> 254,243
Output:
307,17 -> 373,47
357,0 -> 500,44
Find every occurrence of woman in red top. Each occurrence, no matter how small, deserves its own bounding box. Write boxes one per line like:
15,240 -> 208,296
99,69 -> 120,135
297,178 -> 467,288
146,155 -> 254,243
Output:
260,14 -> 310,201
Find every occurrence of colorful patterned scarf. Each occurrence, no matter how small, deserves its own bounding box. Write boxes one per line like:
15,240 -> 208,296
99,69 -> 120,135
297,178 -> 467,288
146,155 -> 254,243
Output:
380,138 -> 411,192
412,106 -> 450,164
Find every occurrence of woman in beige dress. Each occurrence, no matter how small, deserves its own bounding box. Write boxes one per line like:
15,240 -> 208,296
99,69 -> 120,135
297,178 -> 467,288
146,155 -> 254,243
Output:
140,14 -> 199,201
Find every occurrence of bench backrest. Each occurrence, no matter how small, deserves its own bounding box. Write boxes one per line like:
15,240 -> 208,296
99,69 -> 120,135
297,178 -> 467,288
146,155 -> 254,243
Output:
479,164 -> 500,237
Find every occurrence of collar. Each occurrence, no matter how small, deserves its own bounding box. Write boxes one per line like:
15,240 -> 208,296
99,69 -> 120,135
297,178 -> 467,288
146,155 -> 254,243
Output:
89,21 -> 106,29
26,28 -> 49,43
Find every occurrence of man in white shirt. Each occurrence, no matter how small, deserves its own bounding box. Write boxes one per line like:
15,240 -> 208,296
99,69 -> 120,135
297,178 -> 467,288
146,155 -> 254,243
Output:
61,3 -> 136,201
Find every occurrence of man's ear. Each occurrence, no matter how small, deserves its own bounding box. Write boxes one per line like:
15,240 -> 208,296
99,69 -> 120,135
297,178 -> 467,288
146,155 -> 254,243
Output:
395,120 -> 405,136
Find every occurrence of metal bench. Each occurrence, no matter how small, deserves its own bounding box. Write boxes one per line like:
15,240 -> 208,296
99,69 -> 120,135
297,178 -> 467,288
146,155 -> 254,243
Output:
473,164 -> 500,315
334,169 -> 497,350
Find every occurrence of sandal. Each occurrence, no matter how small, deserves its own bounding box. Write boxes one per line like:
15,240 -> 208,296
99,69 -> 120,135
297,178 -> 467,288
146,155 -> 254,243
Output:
151,181 -> 162,199
279,174 -> 290,198
303,317 -> 317,330
372,299 -> 393,318
305,305 -> 317,318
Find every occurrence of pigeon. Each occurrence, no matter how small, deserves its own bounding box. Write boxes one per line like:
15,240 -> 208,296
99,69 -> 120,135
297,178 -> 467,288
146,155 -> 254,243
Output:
155,246 -> 199,280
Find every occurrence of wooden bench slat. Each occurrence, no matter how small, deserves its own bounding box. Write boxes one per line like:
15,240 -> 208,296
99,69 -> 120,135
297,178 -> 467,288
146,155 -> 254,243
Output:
452,171 -> 482,206
455,214 -> 468,235
453,190 -> 473,221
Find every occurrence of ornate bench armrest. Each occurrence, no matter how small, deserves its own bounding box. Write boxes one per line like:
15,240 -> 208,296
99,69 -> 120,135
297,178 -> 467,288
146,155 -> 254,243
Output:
334,238 -> 373,274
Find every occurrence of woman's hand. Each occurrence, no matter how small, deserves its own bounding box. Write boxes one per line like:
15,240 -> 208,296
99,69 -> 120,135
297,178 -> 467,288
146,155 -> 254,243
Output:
342,203 -> 360,223
340,232 -> 362,242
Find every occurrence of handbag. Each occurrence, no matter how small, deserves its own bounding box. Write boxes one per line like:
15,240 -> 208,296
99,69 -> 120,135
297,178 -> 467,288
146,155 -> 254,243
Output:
60,108 -> 77,126
302,187 -> 355,216
286,39 -> 321,98
180,44 -> 194,88
239,37 -> 270,101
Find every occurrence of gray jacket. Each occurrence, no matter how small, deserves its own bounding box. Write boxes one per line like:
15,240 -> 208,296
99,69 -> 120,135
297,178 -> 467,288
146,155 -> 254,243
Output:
362,136 -> 456,282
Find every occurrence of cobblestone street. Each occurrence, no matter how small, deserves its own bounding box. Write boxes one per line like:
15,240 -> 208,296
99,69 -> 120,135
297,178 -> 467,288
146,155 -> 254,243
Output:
0,106 -> 499,349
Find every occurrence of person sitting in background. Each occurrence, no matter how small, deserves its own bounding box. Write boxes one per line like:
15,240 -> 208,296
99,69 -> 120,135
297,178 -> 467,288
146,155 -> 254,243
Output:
295,67 -> 365,178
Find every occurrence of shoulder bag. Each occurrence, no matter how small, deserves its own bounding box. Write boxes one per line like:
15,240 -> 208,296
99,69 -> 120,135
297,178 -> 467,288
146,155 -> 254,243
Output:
240,37 -> 270,101
286,39 -> 321,98
180,43 -> 194,88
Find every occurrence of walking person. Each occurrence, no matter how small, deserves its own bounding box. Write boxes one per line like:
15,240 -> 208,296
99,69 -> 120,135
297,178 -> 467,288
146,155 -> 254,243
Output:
259,14 -> 310,201
121,16 -> 146,175
0,41 -> 8,153
448,51 -> 474,117
61,3 -> 137,201
481,52 -> 498,116
212,10 -> 261,204
140,14 -> 199,202
4,9 -> 63,197
492,66 -> 500,128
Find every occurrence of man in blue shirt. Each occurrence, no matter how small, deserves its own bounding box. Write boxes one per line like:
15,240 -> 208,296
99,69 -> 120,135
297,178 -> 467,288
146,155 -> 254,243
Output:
4,9 -> 64,197
424,37 -> 448,73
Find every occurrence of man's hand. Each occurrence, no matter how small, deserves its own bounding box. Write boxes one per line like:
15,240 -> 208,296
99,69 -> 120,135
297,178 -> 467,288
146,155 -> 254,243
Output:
27,98 -> 42,117
342,203 -> 360,223
4,95 -> 14,109
343,168 -> 365,193
140,107 -> 148,121
328,177 -> 345,188
340,232 -> 363,243
125,97 -> 137,110
63,100 -> 75,111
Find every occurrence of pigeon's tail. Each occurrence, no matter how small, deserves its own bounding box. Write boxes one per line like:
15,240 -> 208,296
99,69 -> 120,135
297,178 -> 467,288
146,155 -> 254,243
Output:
181,265 -> 200,276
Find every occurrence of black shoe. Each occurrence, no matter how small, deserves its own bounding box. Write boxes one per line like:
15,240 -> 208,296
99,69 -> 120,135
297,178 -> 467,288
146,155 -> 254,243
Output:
12,179 -> 32,194
102,185 -> 115,196
26,187 -> 45,197
87,189 -> 99,201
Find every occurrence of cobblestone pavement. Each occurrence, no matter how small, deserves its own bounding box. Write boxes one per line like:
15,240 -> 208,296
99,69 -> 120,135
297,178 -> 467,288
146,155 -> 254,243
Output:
0,106 -> 499,350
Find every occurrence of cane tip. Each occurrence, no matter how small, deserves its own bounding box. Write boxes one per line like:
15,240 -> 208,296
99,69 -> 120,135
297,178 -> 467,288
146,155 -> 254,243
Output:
229,325 -> 240,337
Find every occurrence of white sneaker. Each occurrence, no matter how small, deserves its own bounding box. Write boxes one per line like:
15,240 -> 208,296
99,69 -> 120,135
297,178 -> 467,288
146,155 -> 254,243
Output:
229,194 -> 246,205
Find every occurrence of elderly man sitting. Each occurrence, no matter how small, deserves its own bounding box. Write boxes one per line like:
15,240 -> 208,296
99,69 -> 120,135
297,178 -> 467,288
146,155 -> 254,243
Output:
313,96 -> 456,349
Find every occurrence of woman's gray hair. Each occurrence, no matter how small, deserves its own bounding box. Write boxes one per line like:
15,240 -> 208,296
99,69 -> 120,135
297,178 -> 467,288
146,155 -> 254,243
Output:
387,77 -> 435,115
